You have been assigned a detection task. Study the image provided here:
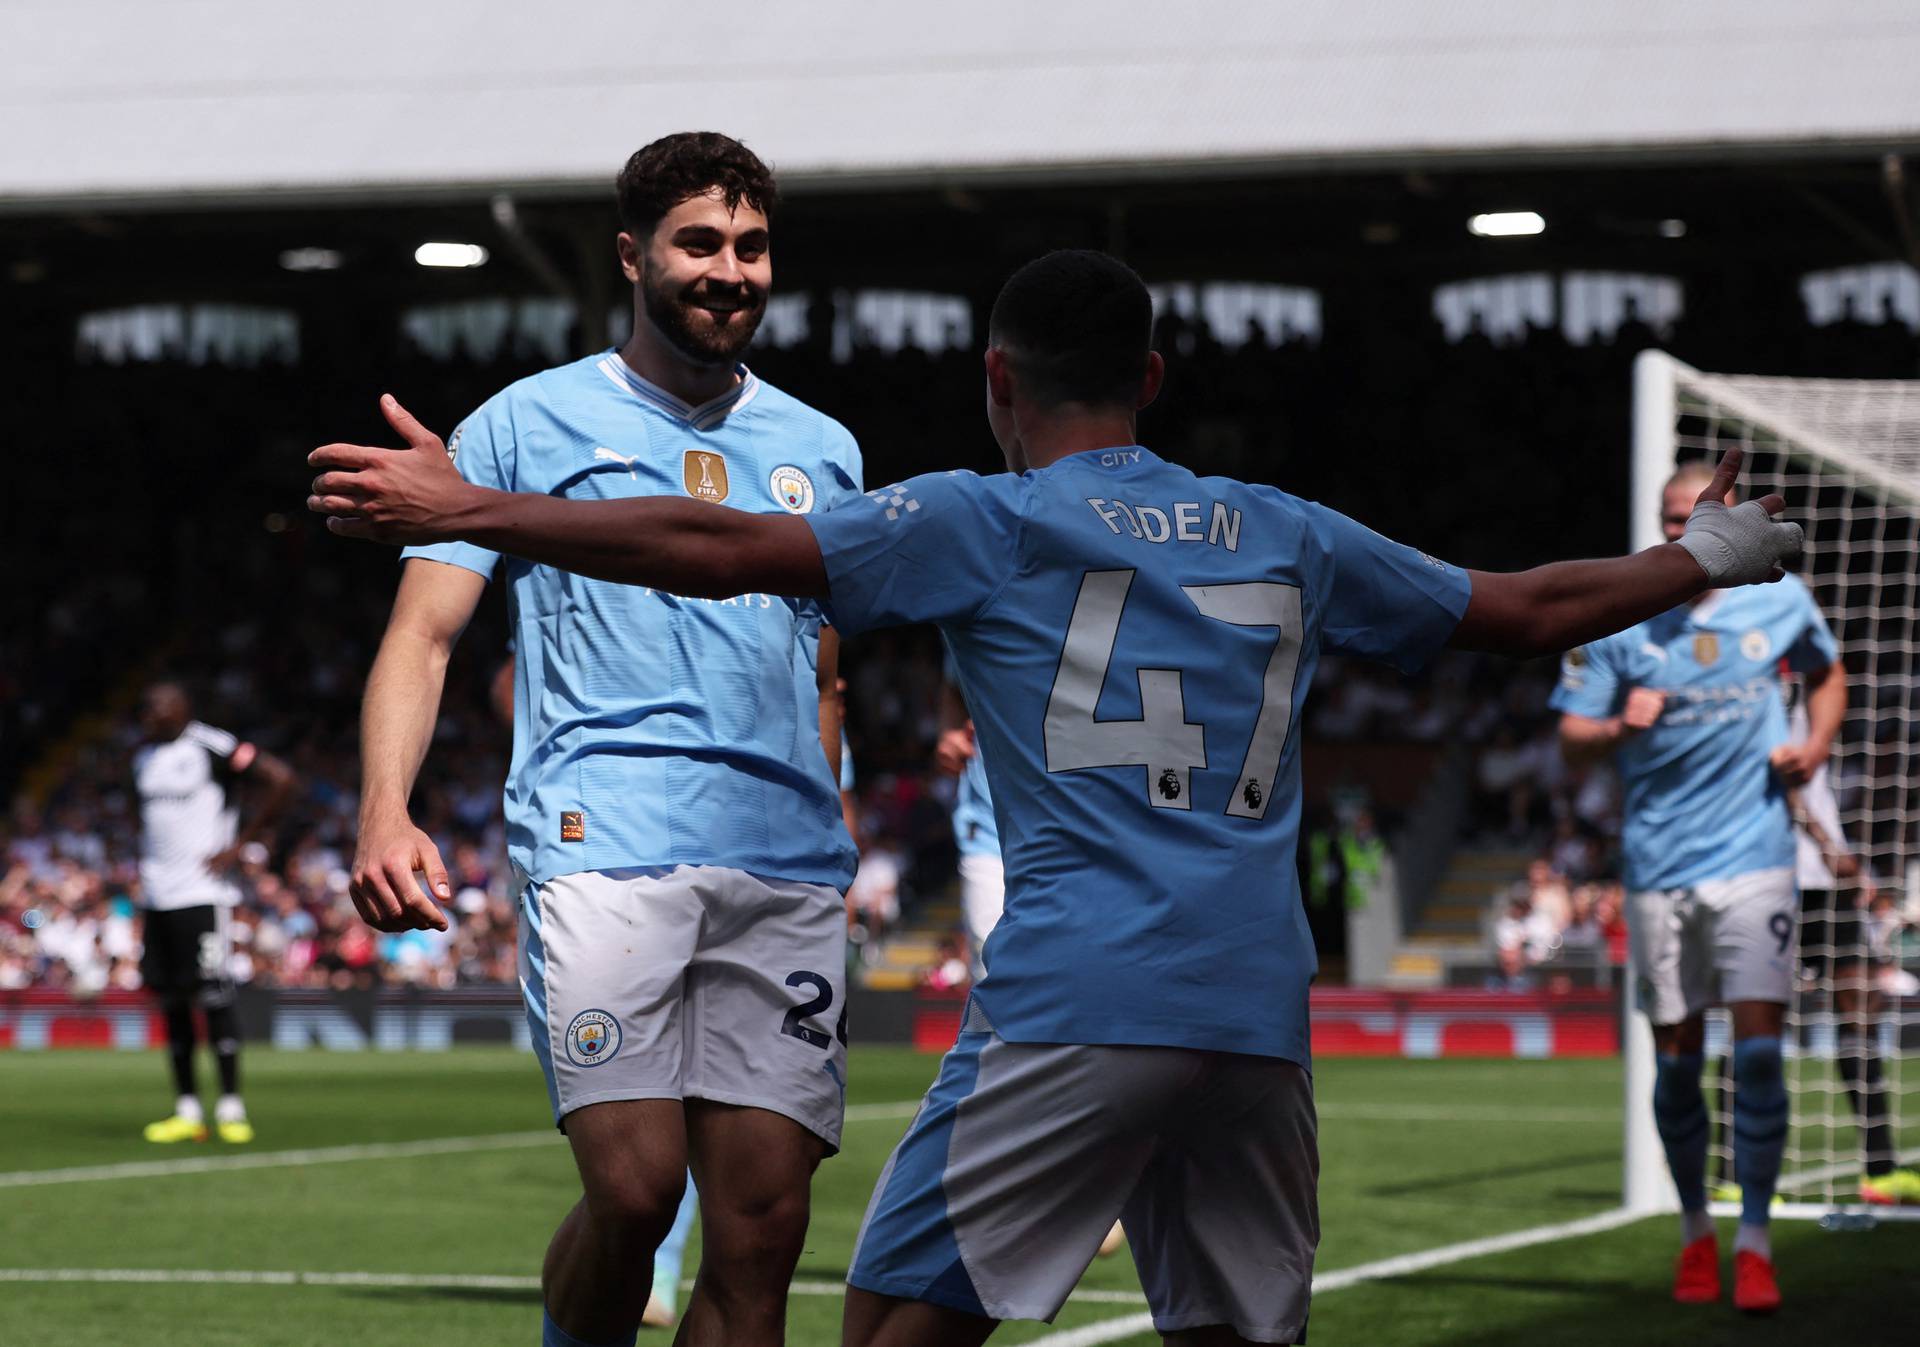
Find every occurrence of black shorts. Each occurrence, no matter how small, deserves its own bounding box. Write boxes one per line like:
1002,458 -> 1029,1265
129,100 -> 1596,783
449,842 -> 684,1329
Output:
1798,887 -> 1875,980
139,905 -> 233,1000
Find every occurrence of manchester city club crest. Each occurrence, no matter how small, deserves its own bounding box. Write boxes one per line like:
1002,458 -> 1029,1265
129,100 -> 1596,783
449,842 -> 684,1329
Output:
565,1009 -> 621,1068
1741,629 -> 1772,662
769,464 -> 816,514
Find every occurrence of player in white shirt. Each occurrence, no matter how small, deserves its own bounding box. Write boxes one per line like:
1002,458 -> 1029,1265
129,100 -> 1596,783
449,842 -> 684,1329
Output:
132,682 -> 294,1143
1786,687 -> 1919,1204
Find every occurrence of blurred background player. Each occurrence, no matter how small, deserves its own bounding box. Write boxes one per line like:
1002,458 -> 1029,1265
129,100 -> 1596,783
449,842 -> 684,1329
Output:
1553,461 -> 1842,1314
308,248 -> 1804,1347
932,667 -> 1000,978
332,132 -> 860,1347
1784,679 -> 1919,1205
132,680 -> 294,1143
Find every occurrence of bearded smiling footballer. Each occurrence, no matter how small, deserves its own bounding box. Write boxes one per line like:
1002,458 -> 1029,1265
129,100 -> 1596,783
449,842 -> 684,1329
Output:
327,132 -> 863,1347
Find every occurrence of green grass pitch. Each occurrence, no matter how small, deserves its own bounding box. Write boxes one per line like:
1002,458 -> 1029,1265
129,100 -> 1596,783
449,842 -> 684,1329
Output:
1,1048 -> 1915,1345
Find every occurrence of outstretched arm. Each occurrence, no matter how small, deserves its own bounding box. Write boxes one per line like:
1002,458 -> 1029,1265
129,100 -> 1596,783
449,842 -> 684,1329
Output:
309,396 -> 827,600
1449,449 -> 1800,657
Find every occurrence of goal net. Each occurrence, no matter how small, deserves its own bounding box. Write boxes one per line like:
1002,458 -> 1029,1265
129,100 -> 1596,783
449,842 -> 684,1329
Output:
1625,351 -> 1920,1221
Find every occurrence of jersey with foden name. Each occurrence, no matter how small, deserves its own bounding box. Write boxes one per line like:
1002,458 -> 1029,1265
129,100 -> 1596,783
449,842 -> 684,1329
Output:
806,446 -> 1471,1063
1548,576 -> 1837,892
402,351 -> 861,889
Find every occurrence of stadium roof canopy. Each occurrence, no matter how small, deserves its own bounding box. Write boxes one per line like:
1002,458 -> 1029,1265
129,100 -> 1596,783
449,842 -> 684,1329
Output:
6,0 -> 1920,210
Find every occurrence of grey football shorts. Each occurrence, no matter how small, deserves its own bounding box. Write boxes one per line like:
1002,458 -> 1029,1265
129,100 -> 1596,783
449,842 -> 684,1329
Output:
848,997 -> 1319,1342
519,865 -> 849,1149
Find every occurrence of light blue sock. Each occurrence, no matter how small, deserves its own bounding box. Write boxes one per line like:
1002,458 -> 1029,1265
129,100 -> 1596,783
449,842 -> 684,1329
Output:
1732,1036 -> 1788,1227
1652,1052 -> 1710,1214
650,1177 -> 699,1315
541,1308 -> 636,1347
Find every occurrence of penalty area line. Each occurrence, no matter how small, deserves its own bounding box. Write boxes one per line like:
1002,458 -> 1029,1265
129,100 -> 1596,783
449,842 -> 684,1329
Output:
1028,1206 -> 1647,1346
0,1099 -> 922,1190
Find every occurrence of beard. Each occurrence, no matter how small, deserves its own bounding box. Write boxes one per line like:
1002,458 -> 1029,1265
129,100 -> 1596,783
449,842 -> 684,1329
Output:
641,267 -> 766,366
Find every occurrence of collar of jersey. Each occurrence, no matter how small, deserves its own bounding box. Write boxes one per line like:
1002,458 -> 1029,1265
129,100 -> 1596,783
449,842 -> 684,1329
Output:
1043,443 -> 1159,470
596,350 -> 760,430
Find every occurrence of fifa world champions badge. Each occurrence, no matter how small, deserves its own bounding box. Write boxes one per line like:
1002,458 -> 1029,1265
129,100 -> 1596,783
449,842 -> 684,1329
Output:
565,1009 -> 621,1068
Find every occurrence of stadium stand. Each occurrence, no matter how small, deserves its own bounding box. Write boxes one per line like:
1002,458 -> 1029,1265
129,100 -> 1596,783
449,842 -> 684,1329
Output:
4,257 -> 1918,993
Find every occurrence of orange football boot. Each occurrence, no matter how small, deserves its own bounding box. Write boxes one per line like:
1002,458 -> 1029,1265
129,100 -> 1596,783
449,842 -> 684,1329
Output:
1733,1250 -> 1781,1314
1672,1234 -> 1720,1304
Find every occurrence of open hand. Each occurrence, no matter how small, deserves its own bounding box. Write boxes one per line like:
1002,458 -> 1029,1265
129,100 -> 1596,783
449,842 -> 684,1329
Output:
307,396 -> 477,544
1675,448 -> 1802,586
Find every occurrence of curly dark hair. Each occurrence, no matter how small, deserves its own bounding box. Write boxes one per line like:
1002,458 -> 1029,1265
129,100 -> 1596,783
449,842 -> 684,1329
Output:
615,132 -> 778,239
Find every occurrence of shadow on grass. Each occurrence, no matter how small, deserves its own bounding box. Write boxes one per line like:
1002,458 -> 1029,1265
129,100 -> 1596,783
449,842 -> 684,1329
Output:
1361,1151 -> 1616,1198
1310,1219 -> 1920,1347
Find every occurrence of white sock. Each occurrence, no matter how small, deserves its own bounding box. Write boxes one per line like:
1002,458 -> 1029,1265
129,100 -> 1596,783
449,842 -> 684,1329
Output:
175,1095 -> 204,1124
1734,1221 -> 1771,1259
215,1094 -> 247,1124
1681,1209 -> 1714,1244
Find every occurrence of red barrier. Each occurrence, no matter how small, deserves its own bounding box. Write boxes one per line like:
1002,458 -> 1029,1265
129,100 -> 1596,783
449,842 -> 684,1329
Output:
908,987 -> 1619,1059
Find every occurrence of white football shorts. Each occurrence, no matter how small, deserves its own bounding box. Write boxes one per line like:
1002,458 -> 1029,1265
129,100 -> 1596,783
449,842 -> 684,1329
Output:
519,865 -> 849,1150
957,851 -> 1004,975
1629,865 -> 1798,1025
848,997 -> 1318,1343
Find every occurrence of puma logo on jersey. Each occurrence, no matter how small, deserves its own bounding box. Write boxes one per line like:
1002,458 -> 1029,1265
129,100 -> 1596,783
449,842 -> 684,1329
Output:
594,447 -> 640,479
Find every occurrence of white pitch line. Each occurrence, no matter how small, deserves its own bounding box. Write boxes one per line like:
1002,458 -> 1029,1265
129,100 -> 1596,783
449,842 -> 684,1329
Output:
0,1099 -> 922,1191
0,1131 -> 561,1191
1028,1206 -> 1647,1347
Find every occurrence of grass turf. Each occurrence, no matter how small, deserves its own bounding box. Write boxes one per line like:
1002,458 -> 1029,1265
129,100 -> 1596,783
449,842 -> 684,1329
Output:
0,1048 -> 1914,1345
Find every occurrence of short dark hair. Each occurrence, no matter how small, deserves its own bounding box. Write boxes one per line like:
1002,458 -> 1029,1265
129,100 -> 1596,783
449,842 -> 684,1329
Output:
615,132 -> 778,239
988,250 -> 1153,409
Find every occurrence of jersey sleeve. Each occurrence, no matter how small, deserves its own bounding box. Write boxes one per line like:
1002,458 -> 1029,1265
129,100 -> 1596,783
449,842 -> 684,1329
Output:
1548,638 -> 1624,719
1309,503 -> 1472,674
399,398 -> 514,579
189,722 -> 257,784
1784,579 -> 1841,672
818,417 -> 866,507
804,472 -> 1020,636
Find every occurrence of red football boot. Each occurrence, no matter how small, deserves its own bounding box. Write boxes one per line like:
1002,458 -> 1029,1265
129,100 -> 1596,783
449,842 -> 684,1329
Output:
1733,1250 -> 1781,1314
1672,1234 -> 1720,1304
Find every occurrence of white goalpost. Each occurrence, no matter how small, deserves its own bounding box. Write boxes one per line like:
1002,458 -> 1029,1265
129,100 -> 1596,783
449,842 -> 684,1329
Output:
1625,350 -> 1920,1222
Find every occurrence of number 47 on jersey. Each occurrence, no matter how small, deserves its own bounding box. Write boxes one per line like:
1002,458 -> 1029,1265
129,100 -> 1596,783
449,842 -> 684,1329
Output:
1043,569 -> 1303,821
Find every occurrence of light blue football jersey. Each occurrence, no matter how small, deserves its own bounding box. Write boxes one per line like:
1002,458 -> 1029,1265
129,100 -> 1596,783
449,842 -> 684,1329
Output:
941,654 -> 1000,857
1548,576 -> 1838,892
402,351 -> 862,889
807,447 -> 1471,1062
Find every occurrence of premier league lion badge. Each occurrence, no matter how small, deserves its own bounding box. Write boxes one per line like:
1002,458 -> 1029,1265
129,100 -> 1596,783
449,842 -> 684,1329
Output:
565,1009 -> 621,1068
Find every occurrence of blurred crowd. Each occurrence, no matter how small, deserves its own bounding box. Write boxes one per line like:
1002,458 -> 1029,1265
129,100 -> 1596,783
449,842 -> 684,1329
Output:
5,271 -> 1918,992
